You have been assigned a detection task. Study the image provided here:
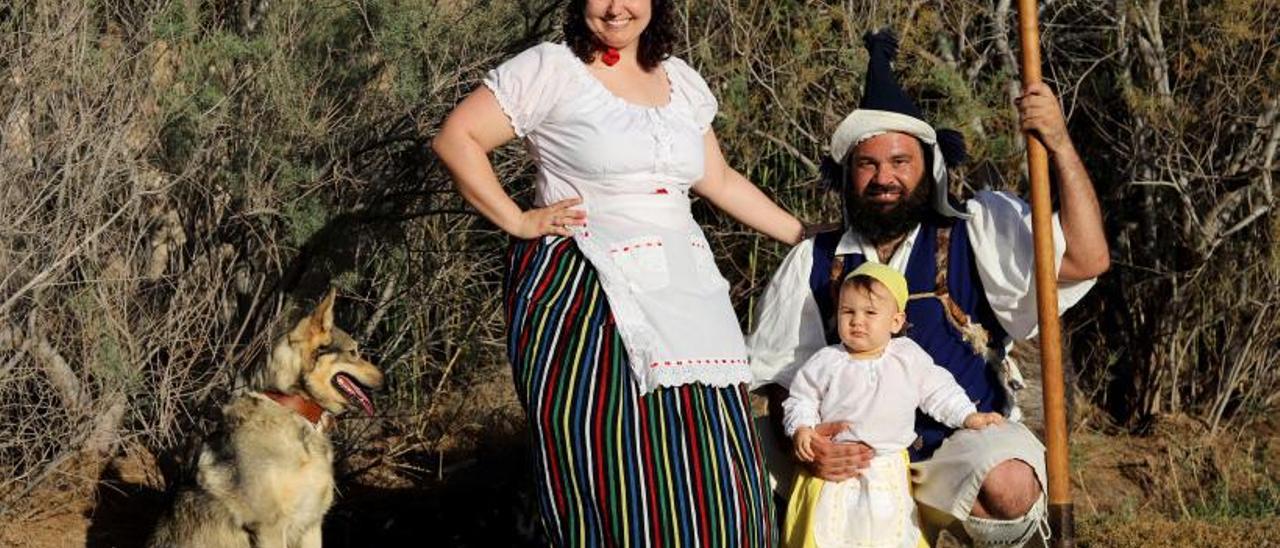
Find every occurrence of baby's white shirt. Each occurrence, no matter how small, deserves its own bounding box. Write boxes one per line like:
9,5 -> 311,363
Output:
782,338 -> 976,454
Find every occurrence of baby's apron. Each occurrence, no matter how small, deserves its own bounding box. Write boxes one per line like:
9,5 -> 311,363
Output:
785,451 -> 927,548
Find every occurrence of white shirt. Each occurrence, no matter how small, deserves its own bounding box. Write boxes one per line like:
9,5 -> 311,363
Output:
485,43 -> 750,393
749,191 -> 1096,389
783,339 -> 976,454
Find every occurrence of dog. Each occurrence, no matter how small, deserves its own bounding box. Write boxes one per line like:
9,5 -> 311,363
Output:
149,289 -> 384,548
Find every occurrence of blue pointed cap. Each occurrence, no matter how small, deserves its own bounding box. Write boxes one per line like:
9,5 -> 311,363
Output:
860,30 -> 924,119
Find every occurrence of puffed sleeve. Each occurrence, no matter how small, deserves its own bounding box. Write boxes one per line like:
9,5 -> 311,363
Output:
780,349 -> 834,437
904,340 -> 978,429
965,191 -> 1097,340
666,56 -> 719,132
482,43 -> 571,137
747,239 -> 829,390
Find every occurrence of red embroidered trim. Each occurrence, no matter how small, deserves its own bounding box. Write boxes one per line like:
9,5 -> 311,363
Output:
649,358 -> 749,368
609,240 -> 663,254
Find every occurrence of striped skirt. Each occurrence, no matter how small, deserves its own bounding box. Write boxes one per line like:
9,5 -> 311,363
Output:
504,236 -> 776,547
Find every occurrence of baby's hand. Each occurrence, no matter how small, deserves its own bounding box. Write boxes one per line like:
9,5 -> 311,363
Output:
963,412 -> 1005,430
793,426 -> 817,462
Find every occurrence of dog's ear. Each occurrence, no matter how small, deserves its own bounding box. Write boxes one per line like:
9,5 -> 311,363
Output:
307,288 -> 337,341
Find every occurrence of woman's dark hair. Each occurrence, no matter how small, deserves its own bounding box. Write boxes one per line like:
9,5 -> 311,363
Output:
564,0 -> 675,71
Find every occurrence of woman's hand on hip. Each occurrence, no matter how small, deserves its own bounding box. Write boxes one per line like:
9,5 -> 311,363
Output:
805,421 -> 874,482
513,197 -> 586,239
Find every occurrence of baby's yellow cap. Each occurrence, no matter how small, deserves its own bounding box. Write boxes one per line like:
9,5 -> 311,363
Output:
845,262 -> 908,311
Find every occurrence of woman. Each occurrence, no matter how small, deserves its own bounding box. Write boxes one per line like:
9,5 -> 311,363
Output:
433,0 -> 802,545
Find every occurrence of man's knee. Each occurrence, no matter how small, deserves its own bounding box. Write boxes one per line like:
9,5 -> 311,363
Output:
972,459 -> 1042,520
964,460 -> 1047,548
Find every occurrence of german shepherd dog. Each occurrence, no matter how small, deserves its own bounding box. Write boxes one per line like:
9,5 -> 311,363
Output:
149,290 -> 384,548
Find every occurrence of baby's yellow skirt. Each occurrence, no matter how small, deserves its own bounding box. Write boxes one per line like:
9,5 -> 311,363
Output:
784,450 -> 929,548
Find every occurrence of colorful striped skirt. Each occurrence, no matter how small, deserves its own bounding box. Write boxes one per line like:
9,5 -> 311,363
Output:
504,236 -> 776,547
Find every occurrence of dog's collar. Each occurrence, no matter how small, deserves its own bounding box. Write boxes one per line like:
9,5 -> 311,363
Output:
262,391 -> 329,427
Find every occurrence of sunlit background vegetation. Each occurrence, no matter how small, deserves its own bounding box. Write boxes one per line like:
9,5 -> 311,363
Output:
1,0 -> 1277,545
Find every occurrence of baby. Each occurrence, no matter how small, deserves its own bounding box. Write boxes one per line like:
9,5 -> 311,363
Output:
782,262 -> 1003,548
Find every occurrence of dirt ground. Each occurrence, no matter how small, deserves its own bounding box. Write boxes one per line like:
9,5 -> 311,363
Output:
4,369 -> 1279,547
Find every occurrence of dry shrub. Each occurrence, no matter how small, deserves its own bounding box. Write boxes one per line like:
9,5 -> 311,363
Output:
0,0 -> 1276,536
0,0 -> 556,519
1055,0 -> 1280,431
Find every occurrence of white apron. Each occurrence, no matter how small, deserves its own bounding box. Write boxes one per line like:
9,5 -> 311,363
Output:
484,42 -> 752,393
804,452 -> 922,548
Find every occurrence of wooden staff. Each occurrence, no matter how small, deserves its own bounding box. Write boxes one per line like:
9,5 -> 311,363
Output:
1015,0 -> 1075,546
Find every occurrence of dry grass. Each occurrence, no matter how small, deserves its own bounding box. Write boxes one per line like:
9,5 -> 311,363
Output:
1069,415 -> 1280,546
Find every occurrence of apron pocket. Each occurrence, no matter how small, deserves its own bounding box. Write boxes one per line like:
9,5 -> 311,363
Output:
609,236 -> 670,292
688,232 -> 730,291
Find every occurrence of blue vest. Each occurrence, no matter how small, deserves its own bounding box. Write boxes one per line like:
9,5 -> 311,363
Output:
809,217 -> 1008,460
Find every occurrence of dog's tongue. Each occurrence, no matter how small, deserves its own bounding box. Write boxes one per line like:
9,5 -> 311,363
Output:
334,373 -> 375,416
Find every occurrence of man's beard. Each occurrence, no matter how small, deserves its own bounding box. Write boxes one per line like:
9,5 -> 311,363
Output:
844,180 -> 932,245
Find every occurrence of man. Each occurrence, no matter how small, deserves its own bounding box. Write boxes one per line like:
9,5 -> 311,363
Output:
748,31 -> 1108,546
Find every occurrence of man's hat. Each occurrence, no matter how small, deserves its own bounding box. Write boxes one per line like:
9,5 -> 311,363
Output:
828,30 -> 970,219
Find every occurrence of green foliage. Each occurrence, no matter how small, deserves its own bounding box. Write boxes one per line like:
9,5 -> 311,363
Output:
1191,481 -> 1280,521
284,194 -> 330,248
150,1 -> 198,41
94,335 -> 140,392
366,0 -> 438,103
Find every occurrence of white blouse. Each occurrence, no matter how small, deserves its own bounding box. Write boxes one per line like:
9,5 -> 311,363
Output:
782,339 -> 977,454
485,43 -> 751,393
748,191 -> 1097,390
